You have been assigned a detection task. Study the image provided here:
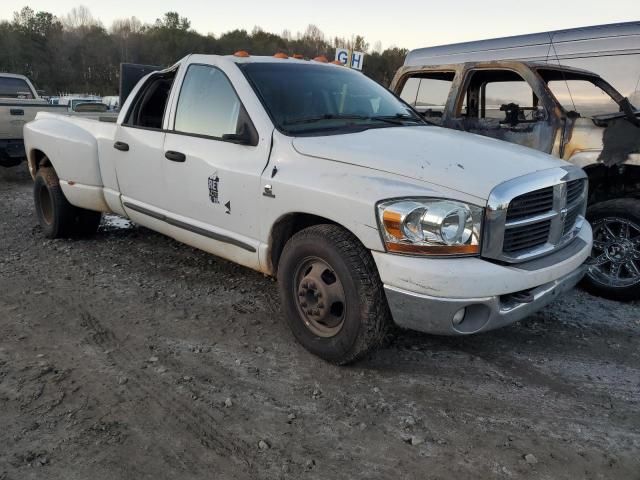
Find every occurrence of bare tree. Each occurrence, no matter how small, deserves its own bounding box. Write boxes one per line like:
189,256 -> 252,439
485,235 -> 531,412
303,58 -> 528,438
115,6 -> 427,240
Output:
111,17 -> 142,36
63,5 -> 100,30
303,24 -> 325,54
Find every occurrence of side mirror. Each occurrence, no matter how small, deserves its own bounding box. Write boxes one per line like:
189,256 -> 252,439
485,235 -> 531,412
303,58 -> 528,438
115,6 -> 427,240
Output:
222,122 -> 257,146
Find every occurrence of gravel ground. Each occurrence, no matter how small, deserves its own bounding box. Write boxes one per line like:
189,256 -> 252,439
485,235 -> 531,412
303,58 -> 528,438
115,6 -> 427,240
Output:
1,165 -> 639,480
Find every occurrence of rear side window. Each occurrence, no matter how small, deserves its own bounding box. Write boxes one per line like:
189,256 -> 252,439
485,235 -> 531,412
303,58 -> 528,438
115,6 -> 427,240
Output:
124,70 -> 176,130
399,72 -> 454,121
0,77 -> 34,99
174,65 -> 241,138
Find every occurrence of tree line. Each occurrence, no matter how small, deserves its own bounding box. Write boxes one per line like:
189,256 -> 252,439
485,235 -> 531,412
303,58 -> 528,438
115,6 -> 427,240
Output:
0,6 -> 408,96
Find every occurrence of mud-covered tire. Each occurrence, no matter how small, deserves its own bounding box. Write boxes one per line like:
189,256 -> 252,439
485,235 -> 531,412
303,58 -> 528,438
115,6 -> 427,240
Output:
34,166 -> 102,239
582,198 -> 640,301
278,224 -> 391,365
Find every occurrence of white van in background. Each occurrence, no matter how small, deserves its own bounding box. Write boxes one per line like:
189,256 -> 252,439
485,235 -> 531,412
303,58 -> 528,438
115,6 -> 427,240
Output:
404,22 -> 640,104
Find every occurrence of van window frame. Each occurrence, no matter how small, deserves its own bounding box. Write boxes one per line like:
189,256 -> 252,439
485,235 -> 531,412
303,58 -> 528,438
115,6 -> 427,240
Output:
454,66 -> 552,122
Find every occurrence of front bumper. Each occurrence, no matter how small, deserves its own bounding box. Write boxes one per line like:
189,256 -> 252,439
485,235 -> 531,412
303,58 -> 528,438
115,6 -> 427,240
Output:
385,264 -> 586,335
374,222 -> 592,335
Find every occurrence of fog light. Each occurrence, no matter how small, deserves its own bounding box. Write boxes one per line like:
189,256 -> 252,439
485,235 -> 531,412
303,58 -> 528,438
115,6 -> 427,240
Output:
452,308 -> 466,326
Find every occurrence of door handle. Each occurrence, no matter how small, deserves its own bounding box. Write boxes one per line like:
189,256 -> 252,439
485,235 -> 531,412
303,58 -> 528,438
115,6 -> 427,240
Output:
165,151 -> 186,163
10,109 -> 24,116
113,141 -> 129,152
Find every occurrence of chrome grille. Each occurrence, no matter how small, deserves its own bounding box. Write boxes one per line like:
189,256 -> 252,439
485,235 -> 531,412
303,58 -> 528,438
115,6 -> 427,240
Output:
503,220 -> 552,253
566,179 -> 584,205
505,186 -> 554,222
482,167 -> 588,264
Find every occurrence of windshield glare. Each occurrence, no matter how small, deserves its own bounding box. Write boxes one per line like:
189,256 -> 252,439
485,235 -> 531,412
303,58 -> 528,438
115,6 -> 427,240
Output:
240,62 -> 424,134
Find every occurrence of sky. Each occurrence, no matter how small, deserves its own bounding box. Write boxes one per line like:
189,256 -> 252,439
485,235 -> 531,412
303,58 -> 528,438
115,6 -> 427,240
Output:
1,0 -> 638,50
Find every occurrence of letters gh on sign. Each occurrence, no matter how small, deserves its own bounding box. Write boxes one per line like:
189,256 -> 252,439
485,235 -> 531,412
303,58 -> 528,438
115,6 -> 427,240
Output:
334,49 -> 365,71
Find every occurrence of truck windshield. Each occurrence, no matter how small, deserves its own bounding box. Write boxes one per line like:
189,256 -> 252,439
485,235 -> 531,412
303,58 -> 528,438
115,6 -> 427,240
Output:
240,62 -> 425,135
0,77 -> 34,99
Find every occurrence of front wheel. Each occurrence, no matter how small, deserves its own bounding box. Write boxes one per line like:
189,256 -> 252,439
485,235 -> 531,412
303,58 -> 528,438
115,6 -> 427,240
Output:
278,224 -> 391,365
582,199 -> 640,301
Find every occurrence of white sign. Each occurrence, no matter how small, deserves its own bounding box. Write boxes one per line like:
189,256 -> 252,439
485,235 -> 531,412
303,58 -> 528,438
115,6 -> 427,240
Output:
350,51 -> 365,71
335,48 -> 350,66
334,48 -> 365,70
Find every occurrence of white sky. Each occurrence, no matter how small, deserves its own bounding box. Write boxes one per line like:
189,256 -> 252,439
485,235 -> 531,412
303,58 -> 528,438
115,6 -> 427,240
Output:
1,0 -> 638,50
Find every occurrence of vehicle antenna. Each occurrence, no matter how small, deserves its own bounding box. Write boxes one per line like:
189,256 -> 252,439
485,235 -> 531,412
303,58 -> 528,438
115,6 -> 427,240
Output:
548,32 -> 577,113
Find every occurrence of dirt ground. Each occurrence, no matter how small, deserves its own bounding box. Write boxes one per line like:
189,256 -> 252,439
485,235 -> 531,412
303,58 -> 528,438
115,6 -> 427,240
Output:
0,165 -> 639,480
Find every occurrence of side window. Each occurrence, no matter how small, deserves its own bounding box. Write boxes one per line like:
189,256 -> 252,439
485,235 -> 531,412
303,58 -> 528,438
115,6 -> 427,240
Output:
547,80 -> 618,117
399,72 -> 455,123
0,77 -> 34,99
483,81 -> 535,119
125,71 -> 176,129
174,65 -> 241,138
399,77 -> 420,104
415,77 -> 454,115
458,69 -> 541,125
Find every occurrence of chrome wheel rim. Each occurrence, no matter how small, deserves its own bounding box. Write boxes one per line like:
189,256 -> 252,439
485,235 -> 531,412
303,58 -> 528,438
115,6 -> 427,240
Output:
588,217 -> 640,288
294,257 -> 346,338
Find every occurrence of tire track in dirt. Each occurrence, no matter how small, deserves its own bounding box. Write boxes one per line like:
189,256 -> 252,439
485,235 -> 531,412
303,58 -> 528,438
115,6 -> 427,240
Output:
76,309 -> 268,479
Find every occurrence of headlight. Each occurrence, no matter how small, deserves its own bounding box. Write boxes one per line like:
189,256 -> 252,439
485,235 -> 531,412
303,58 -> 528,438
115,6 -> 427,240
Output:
377,199 -> 483,255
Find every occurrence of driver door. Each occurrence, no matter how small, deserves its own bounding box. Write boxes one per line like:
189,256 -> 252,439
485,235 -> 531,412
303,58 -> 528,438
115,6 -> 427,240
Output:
160,60 -> 271,269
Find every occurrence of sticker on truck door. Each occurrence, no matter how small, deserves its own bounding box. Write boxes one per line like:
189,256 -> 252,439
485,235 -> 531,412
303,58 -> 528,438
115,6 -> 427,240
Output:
208,173 -> 220,204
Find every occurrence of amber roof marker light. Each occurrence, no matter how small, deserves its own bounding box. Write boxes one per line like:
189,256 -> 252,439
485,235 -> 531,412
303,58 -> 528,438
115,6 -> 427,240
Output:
273,52 -> 289,59
313,56 -> 328,63
233,50 -> 250,58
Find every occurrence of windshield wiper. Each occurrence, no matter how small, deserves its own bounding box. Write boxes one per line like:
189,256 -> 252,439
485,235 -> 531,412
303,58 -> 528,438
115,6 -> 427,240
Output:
370,113 -> 425,125
284,114 -> 370,126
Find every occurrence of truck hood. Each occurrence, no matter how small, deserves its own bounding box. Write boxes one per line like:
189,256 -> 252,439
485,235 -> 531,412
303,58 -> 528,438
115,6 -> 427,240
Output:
292,126 -> 563,200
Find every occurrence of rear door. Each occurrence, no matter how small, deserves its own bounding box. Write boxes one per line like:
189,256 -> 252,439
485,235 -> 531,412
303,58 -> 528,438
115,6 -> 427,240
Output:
112,69 -> 177,210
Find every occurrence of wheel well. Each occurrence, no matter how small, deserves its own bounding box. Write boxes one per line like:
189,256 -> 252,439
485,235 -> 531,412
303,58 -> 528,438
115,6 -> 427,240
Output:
584,164 -> 640,206
29,149 -> 51,175
269,213 -> 340,275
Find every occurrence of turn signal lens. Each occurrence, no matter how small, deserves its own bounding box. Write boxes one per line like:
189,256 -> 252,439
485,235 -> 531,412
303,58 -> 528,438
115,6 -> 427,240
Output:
378,199 -> 483,256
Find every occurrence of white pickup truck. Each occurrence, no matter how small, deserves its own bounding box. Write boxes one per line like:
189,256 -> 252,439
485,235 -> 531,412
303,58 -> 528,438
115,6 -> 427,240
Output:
24,53 -> 592,363
0,73 -> 115,167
